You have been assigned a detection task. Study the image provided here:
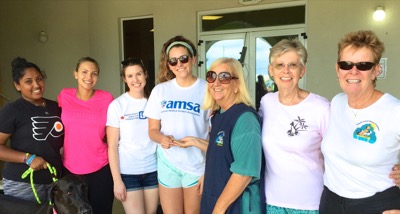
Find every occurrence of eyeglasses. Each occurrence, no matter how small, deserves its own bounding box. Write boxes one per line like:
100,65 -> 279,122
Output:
121,58 -> 144,66
337,61 -> 376,71
168,55 -> 189,66
206,71 -> 238,84
271,63 -> 302,71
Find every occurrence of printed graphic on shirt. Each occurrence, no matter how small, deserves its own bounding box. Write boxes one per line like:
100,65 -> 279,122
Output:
353,121 -> 378,144
32,116 -> 64,141
215,131 -> 224,146
161,100 -> 201,116
121,111 -> 147,120
287,116 -> 308,136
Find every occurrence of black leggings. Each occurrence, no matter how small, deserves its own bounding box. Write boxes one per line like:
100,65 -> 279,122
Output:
319,186 -> 400,214
64,164 -> 114,214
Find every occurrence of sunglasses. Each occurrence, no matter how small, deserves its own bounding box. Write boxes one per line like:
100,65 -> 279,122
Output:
337,61 -> 376,71
121,58 -> 144,66
206,71 -> 238,84
168,55 -> 189,66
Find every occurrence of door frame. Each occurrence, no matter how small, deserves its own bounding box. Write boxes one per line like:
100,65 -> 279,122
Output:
198,27 -> 306,104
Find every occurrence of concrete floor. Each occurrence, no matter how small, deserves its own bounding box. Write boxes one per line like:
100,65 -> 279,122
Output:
112,199 -> 125,214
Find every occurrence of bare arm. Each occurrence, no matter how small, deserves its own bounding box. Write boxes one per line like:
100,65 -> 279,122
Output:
107,126 -> 126,201
0,132 -> 23,162
0,132 -> 47,170
383,210 -> 400,214
148,118 -> 174,149
175,136 -> 209,152
213,173 -> 252,214
389,164 -> 400,186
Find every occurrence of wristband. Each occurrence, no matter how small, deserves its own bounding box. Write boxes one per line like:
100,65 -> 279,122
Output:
26,154 -> 36,166
23,153 -> 29,164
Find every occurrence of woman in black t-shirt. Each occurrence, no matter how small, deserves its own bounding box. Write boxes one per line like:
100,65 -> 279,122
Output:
0,57 -> 64,202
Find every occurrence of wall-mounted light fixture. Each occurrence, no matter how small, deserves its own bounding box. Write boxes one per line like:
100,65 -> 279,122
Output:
39,31 -> 48,43
373,6 -> 386,21
202,15 -> 223,20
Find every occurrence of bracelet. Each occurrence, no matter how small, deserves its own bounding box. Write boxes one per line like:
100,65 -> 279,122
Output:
26,154 -> 36,166
23,153 -> 29,164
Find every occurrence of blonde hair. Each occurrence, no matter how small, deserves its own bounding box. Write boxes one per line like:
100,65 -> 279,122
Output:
202,58 -> 253,111
337,30 -> 384,63
337,30 -> 385,87
269,39 -> 307,65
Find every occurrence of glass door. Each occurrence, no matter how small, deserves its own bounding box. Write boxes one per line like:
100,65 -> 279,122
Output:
198,28 -> 306,108
249,29 -> 305,110
198,33 -> 247,79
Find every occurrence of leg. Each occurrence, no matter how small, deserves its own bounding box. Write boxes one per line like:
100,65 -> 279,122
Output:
319,186 -> 344,214
157,150 -> 184,214
183,185 -> 201,214
159,184 -> 184,214
85,164 -> 114,214
2,178 -> 50,202
144,188 -> 160,214
122,190 -> 145,214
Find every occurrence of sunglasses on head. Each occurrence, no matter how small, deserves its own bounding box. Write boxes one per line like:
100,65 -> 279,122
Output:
337,61 -> 376,71
168,55 -> 189,66
206,71 -> 238,84
121,58 -> 144,66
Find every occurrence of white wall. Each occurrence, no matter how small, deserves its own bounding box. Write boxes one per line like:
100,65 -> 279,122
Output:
307,0 -> 400,99
0,0 -> 399,102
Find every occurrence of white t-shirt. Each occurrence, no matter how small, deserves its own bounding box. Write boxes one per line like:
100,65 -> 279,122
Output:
322,93 -> 400,199
144,78 -> 210,176
106,93 -> 157,174
259,92 -> 330,210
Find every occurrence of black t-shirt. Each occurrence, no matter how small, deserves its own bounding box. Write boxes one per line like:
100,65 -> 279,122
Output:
0,98 -> 64,184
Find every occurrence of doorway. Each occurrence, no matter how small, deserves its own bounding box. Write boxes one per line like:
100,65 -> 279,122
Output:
197,1 -> 306,107
198,29 -> 306,106
120,16 -> 155,93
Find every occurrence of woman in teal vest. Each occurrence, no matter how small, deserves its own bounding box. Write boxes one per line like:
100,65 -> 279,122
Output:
179,57 -> 263,213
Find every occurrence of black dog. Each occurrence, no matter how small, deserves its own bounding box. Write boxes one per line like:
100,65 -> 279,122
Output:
0,174 -> 92,214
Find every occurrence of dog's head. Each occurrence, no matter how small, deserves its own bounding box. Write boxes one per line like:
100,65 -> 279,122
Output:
50,174 -> 92,214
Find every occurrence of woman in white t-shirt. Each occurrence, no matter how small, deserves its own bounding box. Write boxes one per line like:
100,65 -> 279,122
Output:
107,58 -> 158,214
258,39 -> 330,214
144,36 -> 210,214
320,30 -> 400,214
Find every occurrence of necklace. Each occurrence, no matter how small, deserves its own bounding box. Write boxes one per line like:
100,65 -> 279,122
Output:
32,99 -> 46,107
349,107 -> 361,118
351,109 -> 358,118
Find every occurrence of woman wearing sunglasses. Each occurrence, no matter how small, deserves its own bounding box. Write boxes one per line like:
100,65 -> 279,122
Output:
107,58 -> 158,214
258,39 -> 330,214
195,57 -> 262,213
320,30 -> 400,213
144,36 -> 210,214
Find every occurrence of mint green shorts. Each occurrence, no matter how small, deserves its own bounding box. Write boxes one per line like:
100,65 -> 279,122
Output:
266,204 -> 319,214
157,147 -> 200,188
